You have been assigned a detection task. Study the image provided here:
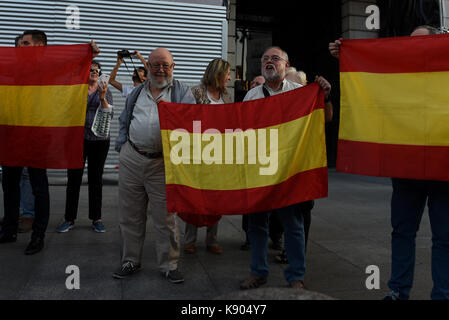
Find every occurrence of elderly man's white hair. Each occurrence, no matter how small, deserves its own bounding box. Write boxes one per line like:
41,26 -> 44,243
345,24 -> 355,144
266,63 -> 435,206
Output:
285,67 -> 307,85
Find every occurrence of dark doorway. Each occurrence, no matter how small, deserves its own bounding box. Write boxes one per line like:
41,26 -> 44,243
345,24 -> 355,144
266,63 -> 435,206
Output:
236,1 -> 342,167
378,0 -> 441,37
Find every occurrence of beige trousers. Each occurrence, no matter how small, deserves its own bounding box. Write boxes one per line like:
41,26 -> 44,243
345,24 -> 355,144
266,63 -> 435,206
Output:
118,141 -> 180,272
184,223 -> 219,246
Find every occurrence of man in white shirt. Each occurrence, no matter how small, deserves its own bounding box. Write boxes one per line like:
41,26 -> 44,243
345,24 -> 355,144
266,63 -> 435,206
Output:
240,46 -> 331,290
113,48 -> 196,283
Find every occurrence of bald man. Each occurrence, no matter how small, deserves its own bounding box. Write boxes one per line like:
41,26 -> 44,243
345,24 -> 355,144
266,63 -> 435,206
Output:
114,48 -> 196,283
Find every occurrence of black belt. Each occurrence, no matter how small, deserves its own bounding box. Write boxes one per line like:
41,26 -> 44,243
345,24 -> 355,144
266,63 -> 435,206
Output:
128,140 -> 162,159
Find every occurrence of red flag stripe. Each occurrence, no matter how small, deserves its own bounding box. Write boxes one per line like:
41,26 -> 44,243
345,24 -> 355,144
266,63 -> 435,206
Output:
165,167 -> 328,215
337,140 -> 449,181
340,34 -> 449,73
0,44 -> 92,86
0,125 -> 84,169
158,83 -> 324,132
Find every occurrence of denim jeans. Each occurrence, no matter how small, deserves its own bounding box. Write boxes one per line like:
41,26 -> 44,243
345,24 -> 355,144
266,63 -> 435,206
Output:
20,167 -> 35,219
248,203 -> 306,283
388,178 -> 449,300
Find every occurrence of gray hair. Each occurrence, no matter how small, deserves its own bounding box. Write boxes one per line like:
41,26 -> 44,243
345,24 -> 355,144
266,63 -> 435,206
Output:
262,46 -> 289,62
285,67 -> 307,85
412,25 -> 441,35
285,67 -> 297,74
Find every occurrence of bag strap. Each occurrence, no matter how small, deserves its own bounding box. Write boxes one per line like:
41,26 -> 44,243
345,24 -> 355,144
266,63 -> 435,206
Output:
262,86 -> 270,98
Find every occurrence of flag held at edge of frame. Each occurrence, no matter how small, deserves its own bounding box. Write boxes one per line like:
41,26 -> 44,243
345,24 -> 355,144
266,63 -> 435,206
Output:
337,34 -> 449,182
0,44 -> 92,169
158,83 -> 328,225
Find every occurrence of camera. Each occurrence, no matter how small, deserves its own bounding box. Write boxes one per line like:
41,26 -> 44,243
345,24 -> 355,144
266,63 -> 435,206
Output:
98,74 -> 110,89
117,49 -> 132,58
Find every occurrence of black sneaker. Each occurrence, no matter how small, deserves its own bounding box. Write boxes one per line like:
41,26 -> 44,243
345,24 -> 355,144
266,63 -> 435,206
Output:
25,237 -> 44,255
271,239 -> 283,251
113,261 -> 142,279
164,269 -> 184,284
0,231 -> 17,243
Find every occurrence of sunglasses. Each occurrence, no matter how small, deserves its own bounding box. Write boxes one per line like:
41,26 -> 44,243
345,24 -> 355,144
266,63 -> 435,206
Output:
90,68 -> 101,74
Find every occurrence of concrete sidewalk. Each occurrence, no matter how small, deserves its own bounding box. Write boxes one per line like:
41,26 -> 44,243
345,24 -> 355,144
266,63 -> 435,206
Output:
0,169 -> 433,300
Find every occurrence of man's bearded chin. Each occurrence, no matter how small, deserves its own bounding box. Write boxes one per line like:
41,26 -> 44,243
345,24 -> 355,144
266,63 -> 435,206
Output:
150,74 -> 173,89
262,65 -> 284,82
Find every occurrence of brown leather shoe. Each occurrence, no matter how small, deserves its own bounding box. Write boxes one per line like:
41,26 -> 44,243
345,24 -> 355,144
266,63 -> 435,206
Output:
206,244 -> 223,254
289,280 -> 305,289
18,217 -> 33,233
184,243 -> 196,254
240,274 -> 267,290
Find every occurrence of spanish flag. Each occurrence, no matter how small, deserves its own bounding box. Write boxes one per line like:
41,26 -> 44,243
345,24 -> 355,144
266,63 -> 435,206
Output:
338,34 -> 449,181
158,83 -> 328,222
0,44 -> 92,169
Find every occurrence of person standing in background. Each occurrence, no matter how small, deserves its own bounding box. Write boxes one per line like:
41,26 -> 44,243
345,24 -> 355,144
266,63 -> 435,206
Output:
183,58 -> 232,256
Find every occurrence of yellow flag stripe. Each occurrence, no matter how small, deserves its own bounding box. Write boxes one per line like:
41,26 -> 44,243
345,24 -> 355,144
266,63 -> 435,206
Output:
161,109 -> 327,190
340,71 -> 449,146
0,85 -> 88,127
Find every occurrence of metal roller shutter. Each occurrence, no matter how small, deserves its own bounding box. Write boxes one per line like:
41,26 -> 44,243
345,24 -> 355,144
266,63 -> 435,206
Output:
0,0 -> 227,177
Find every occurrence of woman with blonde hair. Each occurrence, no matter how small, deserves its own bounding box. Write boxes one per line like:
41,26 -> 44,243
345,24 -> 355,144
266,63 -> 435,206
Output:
191,58 -> 232,104
183,58 -> 232,255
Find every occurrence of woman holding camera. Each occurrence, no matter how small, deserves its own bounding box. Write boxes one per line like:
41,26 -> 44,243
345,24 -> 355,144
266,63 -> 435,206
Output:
109,50 -> 148,97
57,60 -> 113,233
183,58 -> 232,255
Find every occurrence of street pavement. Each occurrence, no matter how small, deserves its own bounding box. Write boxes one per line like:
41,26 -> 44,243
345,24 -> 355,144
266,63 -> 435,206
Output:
0,169 -> 434,300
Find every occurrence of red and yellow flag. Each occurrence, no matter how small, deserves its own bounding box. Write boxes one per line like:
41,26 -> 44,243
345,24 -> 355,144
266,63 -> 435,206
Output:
158,83 -> 328,220
0,44 -> 92,169
337,35 -> 449,181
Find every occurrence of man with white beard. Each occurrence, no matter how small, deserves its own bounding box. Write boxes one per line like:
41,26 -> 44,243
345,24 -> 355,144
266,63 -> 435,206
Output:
113,48 -> 196,283
240,46 -> 331,290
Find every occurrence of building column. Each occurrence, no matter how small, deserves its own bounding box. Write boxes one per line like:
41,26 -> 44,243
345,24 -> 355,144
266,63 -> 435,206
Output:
342,0 -> 379,39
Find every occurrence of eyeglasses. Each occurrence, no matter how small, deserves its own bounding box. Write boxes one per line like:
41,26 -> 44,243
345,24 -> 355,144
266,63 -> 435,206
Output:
149,63 -> 173,71
261,55 -> 286,63
90,68 -> 101,74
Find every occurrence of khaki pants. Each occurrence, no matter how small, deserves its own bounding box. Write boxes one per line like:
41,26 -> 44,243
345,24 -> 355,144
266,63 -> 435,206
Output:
184,223 -> 219,246
118,141 -> 180,272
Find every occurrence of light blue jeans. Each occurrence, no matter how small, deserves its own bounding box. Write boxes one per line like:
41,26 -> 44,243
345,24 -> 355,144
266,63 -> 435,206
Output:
248,203 -> 306,284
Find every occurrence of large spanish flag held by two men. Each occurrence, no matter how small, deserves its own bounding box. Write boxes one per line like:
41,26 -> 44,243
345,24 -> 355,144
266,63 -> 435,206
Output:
158,83 -> 328,225
0,44 -> 92,169
338,34 -> 449,181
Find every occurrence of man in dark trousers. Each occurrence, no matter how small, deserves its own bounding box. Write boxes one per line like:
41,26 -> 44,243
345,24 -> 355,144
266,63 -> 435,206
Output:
329,25 -> 449,300
0,29 -> 101,255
